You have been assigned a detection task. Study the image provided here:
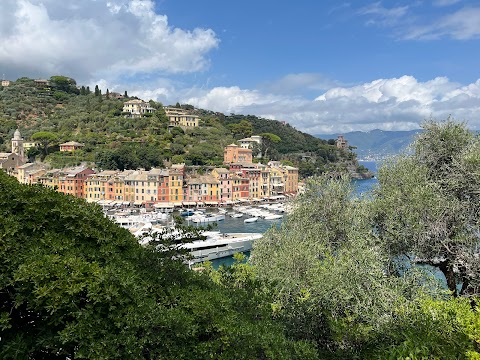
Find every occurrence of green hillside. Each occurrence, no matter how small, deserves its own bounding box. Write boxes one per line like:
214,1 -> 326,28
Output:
0,76 -> 357,176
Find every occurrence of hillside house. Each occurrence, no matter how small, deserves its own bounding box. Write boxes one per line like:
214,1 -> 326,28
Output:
60,141 -> 85,152
164,106 -> 199,128
122,99 -> 155,117
223,144 -> 253,164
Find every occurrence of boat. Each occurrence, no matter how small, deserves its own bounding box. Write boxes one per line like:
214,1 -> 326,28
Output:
131,226 -> 262,265
230,213 -> 243,218
184,231 -> 263,265
180,209 -> 195,216
191,213 -> 225,223
244,217 -> 258,223
264,214 -> 283,220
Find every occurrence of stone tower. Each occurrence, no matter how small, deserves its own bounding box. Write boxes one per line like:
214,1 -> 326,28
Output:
11,128 -> 24,161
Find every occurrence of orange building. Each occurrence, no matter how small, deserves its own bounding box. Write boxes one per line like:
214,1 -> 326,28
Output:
223,144 -> 252,164
57,166 -> 95,198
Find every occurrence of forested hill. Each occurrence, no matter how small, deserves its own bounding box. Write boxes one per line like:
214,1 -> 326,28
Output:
0,76 -> 356,176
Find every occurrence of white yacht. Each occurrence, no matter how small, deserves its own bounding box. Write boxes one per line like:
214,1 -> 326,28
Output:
191,213 -> 225,223
130,225 -> 262,265
184,231 -> 262,265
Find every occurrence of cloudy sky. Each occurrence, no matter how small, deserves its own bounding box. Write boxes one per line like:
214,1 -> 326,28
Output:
1,0 -> 479,134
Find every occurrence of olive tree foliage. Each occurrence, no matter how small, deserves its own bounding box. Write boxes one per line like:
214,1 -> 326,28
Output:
372,120 -> 480,297
250,175 -> 432,356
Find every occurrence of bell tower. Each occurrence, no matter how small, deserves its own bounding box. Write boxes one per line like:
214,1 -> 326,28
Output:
11,128 -> 24,161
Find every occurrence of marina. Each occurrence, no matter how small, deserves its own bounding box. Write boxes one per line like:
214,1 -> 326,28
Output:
103,164 -> 378,267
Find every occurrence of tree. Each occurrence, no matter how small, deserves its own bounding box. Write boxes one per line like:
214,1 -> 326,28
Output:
106,88 -> 110,99
0,171 -> 316,359
31,131 -> 58,158
124,90 -> 128,98
259,133 -> 281,160
228,120 -> 253,139
373,119 -> 480,297
94,85 -> 100,96
250,175 -> 430,355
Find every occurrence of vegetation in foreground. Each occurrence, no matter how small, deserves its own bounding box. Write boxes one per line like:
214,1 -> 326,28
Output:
1,119 -> 479,359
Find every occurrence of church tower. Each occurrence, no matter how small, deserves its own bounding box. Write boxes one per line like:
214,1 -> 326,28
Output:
11,128 -> 24,161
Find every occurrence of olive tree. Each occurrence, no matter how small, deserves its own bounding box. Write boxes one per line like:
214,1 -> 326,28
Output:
250,175 -> 430,356
373,119 -> 480,297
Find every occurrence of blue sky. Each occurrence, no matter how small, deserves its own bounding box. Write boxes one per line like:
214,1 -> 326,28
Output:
1,0 -> 480,134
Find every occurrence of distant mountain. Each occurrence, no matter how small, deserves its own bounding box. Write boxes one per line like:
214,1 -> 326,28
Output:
315,129 -> 423,160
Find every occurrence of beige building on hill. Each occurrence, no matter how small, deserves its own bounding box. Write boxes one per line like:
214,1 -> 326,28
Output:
60,141 -> 85,152
122,99 -> 155,117
164,106 -> 200,128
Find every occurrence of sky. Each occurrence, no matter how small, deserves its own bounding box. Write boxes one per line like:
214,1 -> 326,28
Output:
1,0 -> 480,135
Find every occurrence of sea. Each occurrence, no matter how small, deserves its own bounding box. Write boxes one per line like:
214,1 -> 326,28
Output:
206,160 -> 380,268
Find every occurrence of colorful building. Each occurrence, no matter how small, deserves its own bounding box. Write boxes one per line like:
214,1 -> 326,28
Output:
169,164 -> 185,204
55,166 -> 95,198
223,144 -> 253,164
16,163 -> 48,184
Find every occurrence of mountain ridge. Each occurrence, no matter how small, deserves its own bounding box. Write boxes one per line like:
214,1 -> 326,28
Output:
315,129 -> 423,159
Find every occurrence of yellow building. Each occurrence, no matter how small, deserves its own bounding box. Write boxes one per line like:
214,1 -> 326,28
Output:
282,165 -> 299,193
16,163 -> 47,184
268,167 -> 285,196
260,167 -> 270,198
38,169 -> 61,190
84,170 -> 118,201
123,170 -> 137,203
230,175 -> 243,201
169,164 -> 185,204
164,106 -> 199,127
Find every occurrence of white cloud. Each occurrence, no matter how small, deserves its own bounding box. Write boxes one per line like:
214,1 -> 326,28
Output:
0,0 -> 219,82
404,7 -> 480,40
432,0 -> 461,7
359,2 -> 409,26
184,86 -> 282,114
182,76 -> 480,134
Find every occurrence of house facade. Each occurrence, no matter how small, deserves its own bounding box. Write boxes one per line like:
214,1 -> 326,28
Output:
223,144 -> 253,164
164,106 -> 200,127
122,99 -> 155,117
60,141 -> 85,152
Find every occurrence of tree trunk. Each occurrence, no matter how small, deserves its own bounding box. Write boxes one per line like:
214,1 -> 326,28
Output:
438,260 -> 458,297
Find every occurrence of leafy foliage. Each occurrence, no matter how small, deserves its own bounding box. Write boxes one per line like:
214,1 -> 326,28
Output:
0,171 -> 315,359
373,119 -> 480,297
